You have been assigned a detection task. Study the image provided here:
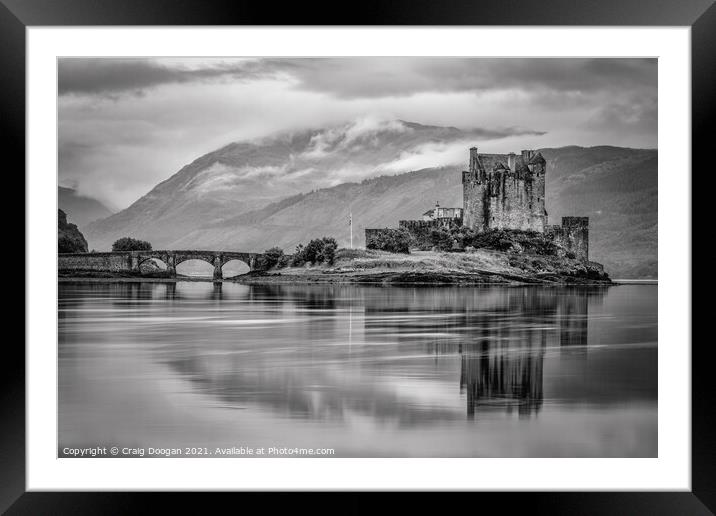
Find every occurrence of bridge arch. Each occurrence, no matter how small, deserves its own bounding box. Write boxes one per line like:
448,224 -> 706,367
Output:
175,258 -> 215,278
134,252 -> 174,276
221,258 -> 251,278
127,250 -> 266,279
174,253 -> 217,268
138,256 -> 168,272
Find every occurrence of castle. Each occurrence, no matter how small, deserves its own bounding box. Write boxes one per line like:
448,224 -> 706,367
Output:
366,146 -> 590,261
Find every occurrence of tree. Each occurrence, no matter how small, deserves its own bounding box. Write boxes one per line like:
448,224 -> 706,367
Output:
317,239 -> 337,265
58,209 -> 88,253
290,237 -> 338,266
291,244 -> 306,266
112,237 -> 152,252
58,235 -> 87,253
429,229 -> 454,252
260,246 -> 285,269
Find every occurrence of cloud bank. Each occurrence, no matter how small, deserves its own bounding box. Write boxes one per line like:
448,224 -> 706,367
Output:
58,57 -> 657,209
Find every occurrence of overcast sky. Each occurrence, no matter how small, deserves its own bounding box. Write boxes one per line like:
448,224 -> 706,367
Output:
58,57 -> 657,210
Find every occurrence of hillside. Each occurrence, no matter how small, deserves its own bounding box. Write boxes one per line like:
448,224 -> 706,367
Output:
541,146 -> 657,279
59,186 -> 113,228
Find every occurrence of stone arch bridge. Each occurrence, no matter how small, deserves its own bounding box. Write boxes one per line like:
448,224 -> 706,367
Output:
58,250 -> 268,280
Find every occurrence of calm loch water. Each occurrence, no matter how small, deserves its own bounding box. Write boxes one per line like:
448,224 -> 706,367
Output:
58,282 -> 657,457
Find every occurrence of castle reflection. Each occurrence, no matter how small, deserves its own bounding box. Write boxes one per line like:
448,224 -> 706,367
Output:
361,287 -> 606,417
460,339 -> 545,418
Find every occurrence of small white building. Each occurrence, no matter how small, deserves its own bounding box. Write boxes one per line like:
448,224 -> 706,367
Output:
422,202 -> 463,222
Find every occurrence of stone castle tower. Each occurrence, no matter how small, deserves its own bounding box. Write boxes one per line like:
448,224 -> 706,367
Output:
462,146 -> 548,233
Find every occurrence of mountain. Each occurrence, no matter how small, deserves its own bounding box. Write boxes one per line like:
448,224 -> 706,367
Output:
83,120 -> 540,251
58,186 -> 113,228
83,121 -> 657,278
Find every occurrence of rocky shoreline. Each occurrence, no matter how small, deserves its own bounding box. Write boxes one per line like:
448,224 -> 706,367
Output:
229,270 -> 611,286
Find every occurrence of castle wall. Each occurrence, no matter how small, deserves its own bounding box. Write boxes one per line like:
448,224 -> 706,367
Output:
546,217 -> 589,261
486,173 -> 533,231
462,171 -> 485,230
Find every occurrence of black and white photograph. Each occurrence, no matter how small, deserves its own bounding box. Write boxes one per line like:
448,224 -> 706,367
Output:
55,56 -> 659,459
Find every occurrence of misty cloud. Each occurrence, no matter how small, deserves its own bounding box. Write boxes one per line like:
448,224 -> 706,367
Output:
582,96 -> 658,133
280,58 -> 656,99
58,58 -> 279,97
58,57 -> 657,210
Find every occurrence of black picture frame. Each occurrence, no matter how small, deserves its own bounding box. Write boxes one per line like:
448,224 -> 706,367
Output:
6,0 -> 711,513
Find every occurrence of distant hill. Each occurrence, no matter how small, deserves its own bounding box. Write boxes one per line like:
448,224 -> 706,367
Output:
82,121 -> 657,279
59,186 -> 113,228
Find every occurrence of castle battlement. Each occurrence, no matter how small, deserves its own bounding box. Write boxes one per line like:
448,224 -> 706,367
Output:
462,146 -> 546,185
561,216 -> 589,228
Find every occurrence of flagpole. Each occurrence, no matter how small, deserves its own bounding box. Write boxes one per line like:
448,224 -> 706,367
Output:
350,211 -> 353,249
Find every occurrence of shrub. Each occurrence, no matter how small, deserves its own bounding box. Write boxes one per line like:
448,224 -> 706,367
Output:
260,246 -> 285,269
429,229 -> 455,252
112,237 -> 152,252
58,235 -> 87,253
318,239 -> 337,265
366,229 -> 411,254
276,254 -> 290,269
460,228 -> 560,255
291,237 -> 338,266
291,244 -> 306,266
303,238 -> 325,263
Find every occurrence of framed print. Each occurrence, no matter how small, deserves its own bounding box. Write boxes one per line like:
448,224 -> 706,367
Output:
7,0 -> 713,512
